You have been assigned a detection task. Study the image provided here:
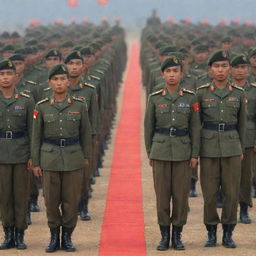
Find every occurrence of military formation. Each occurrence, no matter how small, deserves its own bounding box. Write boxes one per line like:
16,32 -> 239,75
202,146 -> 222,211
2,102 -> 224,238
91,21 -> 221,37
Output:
142,10 -> 256,251
0,20 -> 126,252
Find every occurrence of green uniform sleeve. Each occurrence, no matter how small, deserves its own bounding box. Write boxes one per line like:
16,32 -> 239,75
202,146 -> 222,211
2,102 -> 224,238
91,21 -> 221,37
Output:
26,97 -> 35,158
238,92 -> 247,152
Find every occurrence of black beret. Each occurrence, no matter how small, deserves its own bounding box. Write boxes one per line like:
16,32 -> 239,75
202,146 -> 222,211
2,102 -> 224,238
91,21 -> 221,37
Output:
159,46 -> 178,56
208,50 -> 230,66
2,44 -> 15,52
161,56 -> 183,72
45,49 -> 62,59
221,36 -> 232,43
231,54 -> 249,67
80,47 -> 94,56
0,59 -> 16,71
48,64 -> 68,80
248,47 -> 256,58
193,45 -> 209,53
60,41 -> 74,48
9,54 -> 25,62
64,51 -> 83,64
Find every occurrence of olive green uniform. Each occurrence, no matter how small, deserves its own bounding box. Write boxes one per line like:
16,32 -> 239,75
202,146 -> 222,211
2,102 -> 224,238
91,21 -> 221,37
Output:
0,90 -> 34,230
197,82 -> 246,225
144,88 -> 200,226
31,95 -> 92,228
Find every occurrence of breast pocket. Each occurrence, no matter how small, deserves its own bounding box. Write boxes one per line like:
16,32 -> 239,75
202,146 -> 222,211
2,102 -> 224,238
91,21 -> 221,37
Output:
225,101 -> 240,116
12,110 -> 27,129
67,113 -> 81,130
155,108 -> 170,127
44,114 -> 56,135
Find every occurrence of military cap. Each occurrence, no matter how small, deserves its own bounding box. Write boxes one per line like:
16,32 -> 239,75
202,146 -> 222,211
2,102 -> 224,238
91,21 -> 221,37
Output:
1,31 -> 10,39
89,42 -> 101,51
0,42 -> 4,48
2,44 -> 15,52
45,49 -> 62,59
9,54 -> 25,62
37,44 -> 46,50
179,47 -> 189,56
159,46 -> 178,56
244,32 -> 254,40
72,45 -> 83,51
80,47 -> 94,56
60,41 -> 74,48
221,36 -> 232,43
191,39 -> 201,46
64,51 -> 83,64
154,41 -> 166,49
193,44 -> 209,53
48,64 -> 68,80
161,56 -> 183,72
231,54 -> 249,67
11,32 -> 20,38
248,47 -> 256,58
208,50 -> 230,66
25,39 -> 38,46
0,59 -> 16,71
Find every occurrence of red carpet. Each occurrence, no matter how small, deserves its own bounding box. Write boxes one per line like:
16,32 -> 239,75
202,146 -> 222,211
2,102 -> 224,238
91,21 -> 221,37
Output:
99,43 -> 146,256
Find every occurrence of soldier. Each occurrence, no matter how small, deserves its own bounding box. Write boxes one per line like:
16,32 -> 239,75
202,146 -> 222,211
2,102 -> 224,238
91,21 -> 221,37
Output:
231,54 -> 256,224
31,64 -> 92,252
0,59 -> 34,250
197,50 -> 246,248
144,56 -> 200,251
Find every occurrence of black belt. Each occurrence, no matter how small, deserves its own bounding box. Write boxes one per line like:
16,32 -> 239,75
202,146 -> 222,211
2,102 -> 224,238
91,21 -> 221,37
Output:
43,136 -> 79,147
155,128 -> 188,137
0,131 -> 27,139
203,123 -> 237,132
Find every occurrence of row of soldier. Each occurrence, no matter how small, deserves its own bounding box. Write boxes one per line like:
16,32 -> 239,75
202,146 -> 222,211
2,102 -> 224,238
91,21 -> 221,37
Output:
0,21 -> 127,252
142,13 -> 256,251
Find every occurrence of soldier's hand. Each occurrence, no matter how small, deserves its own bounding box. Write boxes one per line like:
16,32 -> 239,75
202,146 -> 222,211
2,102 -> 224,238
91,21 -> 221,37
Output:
149,159 -> 153,167
253,145 -> 256,153
33,166 -> 42,177
240,154 -> 244,161
84,158 -> 90,166
27,159 -> 33,171
189,158 -> 198,169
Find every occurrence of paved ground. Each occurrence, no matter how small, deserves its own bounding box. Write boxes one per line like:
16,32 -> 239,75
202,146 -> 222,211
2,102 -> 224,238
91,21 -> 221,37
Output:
1,41 -> 256,255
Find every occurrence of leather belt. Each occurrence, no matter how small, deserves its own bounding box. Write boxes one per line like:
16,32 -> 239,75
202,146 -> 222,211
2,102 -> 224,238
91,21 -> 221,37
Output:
155,128 -> 188,137
43,136 -> 79,147
203,123 -> 237,132
0,131 -> 27,139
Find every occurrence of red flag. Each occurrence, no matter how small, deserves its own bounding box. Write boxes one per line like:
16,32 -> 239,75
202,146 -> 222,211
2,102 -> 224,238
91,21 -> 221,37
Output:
245,20 -> 254,26
167,16 -> 175,24
231,18 -> 240,25
83,17 -> 90,23
184,17 -> 191,24
200,18 -> 209,25
97,0 -> 109,6
67,0 -> 78,7
219,18 -> 227,26
55,19 -> 64,25
29,19 -> 41,28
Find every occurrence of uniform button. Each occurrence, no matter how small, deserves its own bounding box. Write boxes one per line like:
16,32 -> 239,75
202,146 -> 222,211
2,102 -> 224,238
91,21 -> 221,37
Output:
59,113 -> 62,115
60,120 -> 62,122
220,101 -> 223,103
60,133 -> 62,136
172,118 -> 175,121
60,127 -> 63,130
7,119 -> 9,122
8,125 -> 10,128
221,110 -> 224,112
172,110 -> 174,113
7,109 -> 9,112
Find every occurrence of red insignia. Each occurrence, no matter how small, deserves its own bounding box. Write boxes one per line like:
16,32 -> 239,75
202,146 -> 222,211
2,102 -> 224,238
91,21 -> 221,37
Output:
156,104 -> 168,108
162,90 -> 167,96
192,103 -> 199,112
229,85 -> 233,91
33,110 -> 39,120
245,97 -> 248,104
50,99 -> 55,105
210,85 -> 214,92
203,98 -> 215,102
179,90 -> 183,96
67,98 -> 72,104
15,94 -> 19,99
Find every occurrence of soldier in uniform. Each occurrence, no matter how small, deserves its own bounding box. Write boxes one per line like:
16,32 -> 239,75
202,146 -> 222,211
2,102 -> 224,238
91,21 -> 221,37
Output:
197,50 -> 246,248
144,56 -> 200,251
31,64 -> 92,252
231,54 -> 256,224
0,59 -> 34,250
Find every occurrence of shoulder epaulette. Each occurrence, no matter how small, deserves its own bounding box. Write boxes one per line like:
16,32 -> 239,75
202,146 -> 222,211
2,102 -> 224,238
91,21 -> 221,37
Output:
72,96 -> 84,102
25,80 -> 37,85
90,75 -> 100,81
95,69 -> 104,75
102,59 -> 110,65
84,82 -> 96,89
186,74 -> 191,78
232,84 -> 244,91
251,82 -> 256,87
197,83 -> 210,90
150,89 -> 163,96
43,87 -> 51,92
20,92 -> 30,98
183,88 -> 195,95
37,98 -> 49,105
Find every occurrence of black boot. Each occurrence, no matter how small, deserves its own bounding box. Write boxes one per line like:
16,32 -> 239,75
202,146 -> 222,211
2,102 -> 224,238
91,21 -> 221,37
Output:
29,194 -> 40,212
45,227 -> 60,253
189,178 -> 197,197
204,225 -> 217,247
172,225 -> 185,250
61,227 -> 76,252
222,224 -> 236,248
80,197 -> 91,221
157,225 -> 170,251
217,191 -> 223,208
239,202 -> 252,224
25,210 -> 32,225
0,226 -> 15,250
94,168 -> 100,177
15,228 -> 27,250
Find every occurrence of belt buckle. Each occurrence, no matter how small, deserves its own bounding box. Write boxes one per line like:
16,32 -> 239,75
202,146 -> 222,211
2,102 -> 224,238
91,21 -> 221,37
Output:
170,127 -> 176,137
218,123 -> 225,132
6,131 -> 13,139
60,139 -> 66,147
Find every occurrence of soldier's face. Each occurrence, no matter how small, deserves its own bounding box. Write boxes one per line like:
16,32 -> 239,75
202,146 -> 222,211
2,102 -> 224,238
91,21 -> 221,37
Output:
49,74 -> 69,94
66,59 -> 84,78
13,60 -> 25,75
249,56 -> 256,67
0,69 -> 16,88
231,64 -> 249,81
2,51 -> 14,59
209,61 -> 230,81
162,66 -> 182,86
45,56 -> 62,70
194,51 -> 209,63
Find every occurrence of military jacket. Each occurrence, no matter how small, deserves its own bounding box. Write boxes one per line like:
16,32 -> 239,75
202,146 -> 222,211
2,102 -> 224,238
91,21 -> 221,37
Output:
0,89 -> 34,164
31,95 -> 92,171
15,77 -> 38,101
144,87 -> 200,161
197,82 -> 246,157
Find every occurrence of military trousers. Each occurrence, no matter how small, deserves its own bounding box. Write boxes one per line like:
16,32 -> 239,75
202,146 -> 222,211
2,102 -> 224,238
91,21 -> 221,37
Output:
152,160 -> 191,227
253,151 -> 256,185
200,156 -> 241,225
191,166 -> 198,181
0,163 -> 30,230
240,148 -> 253,207
43,169 -> 83,229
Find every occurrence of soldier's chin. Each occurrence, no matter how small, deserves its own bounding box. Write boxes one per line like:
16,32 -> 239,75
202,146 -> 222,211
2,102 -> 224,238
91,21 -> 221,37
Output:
69,75 -> 79,78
